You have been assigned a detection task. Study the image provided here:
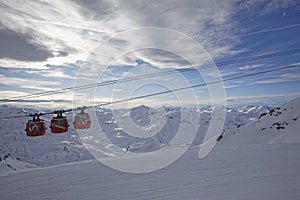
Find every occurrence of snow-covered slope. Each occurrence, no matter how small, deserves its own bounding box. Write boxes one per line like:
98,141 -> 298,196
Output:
0,100 -> 292,174
0,98 -> 299,199
223,97 -> 300,145
1,139 -> 299,200
0,106 -> 93,173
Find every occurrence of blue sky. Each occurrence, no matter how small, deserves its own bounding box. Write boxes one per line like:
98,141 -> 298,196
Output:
0,0 -> 300,109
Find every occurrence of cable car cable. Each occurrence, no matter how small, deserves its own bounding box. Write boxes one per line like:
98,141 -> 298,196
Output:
0,109 -> 75,120
1,48 -> 300,102
1,63 -> 298,120
0,64 -> 300,119
94,64 -> 300,107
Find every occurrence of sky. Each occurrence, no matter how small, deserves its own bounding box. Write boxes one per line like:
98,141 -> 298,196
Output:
0,0 -> 300,109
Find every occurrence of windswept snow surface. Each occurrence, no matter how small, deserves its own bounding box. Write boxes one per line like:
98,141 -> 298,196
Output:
0,144 -> 299,200
0,98 -> 299,199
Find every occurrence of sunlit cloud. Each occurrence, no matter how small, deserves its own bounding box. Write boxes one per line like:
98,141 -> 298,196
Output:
0,0 -> 299,108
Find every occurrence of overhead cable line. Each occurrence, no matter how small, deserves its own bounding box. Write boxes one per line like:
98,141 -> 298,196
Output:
1,63 -> 299,120
1,48 -> 300,102
95,64 -> 300,107
0,109 -> 75,120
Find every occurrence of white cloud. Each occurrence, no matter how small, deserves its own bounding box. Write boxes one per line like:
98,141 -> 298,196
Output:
1,0 -> 296,71
0,90 -> 29,98
280,73 -> 300,78
226,92 -> 300,106
0,76 -> 60,88
0,1 -> 111,69
1,0 -> 298,69
1,0 -> 298,108
238,64 -> 265,70
256,76 -> 300,84
238,0 -> 299,15
25,68 -> 75,79
0,0 -> 240,71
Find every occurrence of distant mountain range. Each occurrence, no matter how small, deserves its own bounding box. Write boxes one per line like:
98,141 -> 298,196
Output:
1,97 -> 299,174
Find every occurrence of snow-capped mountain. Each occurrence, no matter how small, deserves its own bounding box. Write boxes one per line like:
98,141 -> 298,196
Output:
0,98 -> 299,200
223,97 -> 300,145
0,98 -> 298,174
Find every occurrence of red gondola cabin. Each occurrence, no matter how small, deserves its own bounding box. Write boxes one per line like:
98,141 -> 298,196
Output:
74,108 -> 91,129
50,111 -> 69,133
25,114 -> 46,137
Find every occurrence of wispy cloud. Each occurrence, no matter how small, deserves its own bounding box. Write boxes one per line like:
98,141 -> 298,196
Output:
226,92 -> 300,106
237,64 -> 265,70
1,0 -> 297,70
0,0 -> 299,108
0,0 -> 239,70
